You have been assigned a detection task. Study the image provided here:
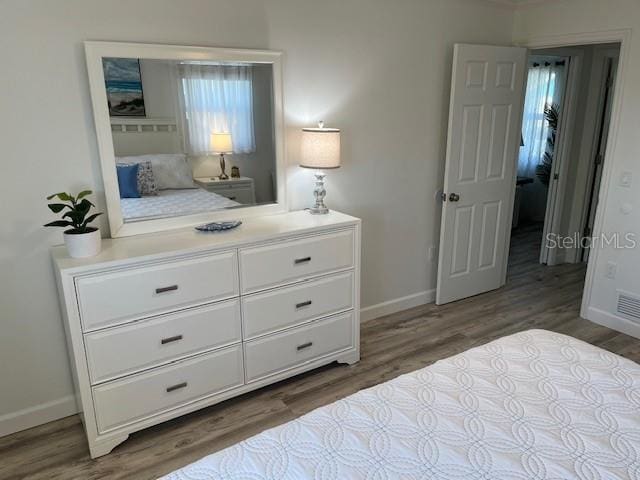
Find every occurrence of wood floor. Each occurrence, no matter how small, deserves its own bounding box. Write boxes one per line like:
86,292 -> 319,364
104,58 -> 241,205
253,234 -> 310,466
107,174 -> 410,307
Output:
2,223 -> 639,480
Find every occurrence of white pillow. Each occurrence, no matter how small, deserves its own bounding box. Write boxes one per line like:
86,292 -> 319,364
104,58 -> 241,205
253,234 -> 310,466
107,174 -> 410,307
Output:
116,154 -> 195,190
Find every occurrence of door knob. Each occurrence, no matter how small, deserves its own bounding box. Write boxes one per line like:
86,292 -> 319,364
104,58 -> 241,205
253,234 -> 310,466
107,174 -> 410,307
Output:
449,193 -> 460,202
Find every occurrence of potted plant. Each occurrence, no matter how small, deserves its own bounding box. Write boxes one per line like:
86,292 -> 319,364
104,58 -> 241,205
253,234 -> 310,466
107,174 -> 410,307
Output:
44,190 -> 103,258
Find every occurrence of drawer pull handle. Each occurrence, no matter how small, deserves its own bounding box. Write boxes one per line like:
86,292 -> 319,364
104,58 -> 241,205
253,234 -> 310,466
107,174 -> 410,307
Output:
297,342 -> 313,351
161,335 -> 183,345
294,256 -> 311,265
155,285 -> 178,294
166,382 -> 188,393
296,300 -> 313,309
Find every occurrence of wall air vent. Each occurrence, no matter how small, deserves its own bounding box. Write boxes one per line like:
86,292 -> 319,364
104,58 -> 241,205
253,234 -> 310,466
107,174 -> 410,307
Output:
617,290 -> 640,323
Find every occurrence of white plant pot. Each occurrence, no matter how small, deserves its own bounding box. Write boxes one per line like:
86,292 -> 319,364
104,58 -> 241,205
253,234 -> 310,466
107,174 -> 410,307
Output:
64,228 -> 102,259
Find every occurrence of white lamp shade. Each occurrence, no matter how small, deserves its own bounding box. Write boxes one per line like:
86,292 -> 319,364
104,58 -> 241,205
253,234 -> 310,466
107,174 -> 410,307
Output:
300,125 -> 341,169
210,132 -> 233,154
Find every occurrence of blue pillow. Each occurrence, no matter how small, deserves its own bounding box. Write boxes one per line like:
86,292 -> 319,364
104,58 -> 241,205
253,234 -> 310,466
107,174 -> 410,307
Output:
117,163 -> 140,198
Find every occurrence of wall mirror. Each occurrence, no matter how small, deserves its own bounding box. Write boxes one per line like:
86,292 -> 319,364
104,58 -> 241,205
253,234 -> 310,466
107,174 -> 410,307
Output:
85,42 -> 286,237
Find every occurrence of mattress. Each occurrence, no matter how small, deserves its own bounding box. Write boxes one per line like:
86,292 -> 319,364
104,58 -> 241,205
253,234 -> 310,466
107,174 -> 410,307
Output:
162,330 -> 640,480
120,188 -> 240,222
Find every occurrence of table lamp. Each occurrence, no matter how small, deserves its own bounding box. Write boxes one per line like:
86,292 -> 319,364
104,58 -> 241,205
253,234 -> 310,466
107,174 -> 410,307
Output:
299,121 -> 341,215
210,132 -> 233,180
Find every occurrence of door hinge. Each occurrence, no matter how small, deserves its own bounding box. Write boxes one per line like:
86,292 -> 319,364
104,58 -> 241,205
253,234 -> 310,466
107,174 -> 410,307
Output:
441,192 -> 447,202
595,153 -> 604,165
584,226 -> 592,237
553,173 -> 559,180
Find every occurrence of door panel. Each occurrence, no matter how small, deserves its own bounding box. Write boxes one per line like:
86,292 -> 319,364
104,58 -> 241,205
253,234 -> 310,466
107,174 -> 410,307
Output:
459,105 -> 482,183
487,105 -> 511,180
479,201 -> 501,269
437,44 -> 527,305
451,205 -> 474,276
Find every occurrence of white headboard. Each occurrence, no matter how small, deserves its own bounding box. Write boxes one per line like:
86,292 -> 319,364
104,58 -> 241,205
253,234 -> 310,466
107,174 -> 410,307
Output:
110,117 -> 182,156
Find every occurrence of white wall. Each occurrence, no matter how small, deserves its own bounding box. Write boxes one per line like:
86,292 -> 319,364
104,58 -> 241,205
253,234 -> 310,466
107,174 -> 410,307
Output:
513,0 -> 640,335
268,0 -> 515,310
139,59 -> 177,118
0,0 -> 514,435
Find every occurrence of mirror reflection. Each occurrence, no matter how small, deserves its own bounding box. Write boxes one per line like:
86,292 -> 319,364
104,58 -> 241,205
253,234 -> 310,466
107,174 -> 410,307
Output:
104,58 -> 277,223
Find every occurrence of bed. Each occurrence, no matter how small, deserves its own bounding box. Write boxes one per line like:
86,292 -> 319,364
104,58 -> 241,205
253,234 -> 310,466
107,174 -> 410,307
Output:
120,188 -> 240,222
162,330 -> 640,480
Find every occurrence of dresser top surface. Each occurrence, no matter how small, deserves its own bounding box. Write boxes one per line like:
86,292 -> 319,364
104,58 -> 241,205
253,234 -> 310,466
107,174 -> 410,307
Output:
52,210 -> 360,273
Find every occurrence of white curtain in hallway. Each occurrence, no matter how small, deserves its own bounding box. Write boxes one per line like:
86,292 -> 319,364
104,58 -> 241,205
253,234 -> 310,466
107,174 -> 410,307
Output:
176,63 -> 255,155
518,61 -> 565,178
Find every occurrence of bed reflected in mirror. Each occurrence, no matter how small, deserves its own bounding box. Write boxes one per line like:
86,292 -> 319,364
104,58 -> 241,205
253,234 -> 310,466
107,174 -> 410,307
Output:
97,53 -> 279,227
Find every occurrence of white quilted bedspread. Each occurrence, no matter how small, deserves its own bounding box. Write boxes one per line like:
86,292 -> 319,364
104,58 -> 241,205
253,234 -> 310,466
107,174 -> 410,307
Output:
121,189 -> 240,221
162,330 -> 640,480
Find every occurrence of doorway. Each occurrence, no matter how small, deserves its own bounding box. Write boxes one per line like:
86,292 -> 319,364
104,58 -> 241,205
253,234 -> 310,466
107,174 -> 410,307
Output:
509,43 -> 620,275
512,53 -> 569,266
435,32 -> 628,311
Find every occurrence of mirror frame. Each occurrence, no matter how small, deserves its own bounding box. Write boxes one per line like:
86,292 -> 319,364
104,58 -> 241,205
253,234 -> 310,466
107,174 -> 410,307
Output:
85,41 -> 287,238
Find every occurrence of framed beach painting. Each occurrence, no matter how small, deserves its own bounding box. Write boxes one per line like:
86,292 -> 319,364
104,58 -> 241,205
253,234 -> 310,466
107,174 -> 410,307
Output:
102,57 -> 146,116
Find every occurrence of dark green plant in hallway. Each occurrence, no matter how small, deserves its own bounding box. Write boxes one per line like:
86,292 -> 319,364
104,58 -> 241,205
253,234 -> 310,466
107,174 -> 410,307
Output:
536,103 -> 560,186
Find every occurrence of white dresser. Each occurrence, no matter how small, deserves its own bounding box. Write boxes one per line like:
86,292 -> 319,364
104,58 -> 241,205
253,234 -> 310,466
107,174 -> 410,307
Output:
52,210 -> 360,458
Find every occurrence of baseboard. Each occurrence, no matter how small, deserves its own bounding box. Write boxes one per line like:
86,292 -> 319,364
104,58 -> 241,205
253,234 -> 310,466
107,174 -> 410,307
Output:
584,305 -> 640,339
0,395 -> 78,438
361,289 -> 436,322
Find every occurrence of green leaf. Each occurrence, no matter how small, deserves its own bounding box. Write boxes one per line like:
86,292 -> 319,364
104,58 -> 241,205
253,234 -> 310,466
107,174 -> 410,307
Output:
76,190 -> 93,200
43,220 -> 74,228
63,210 -> 85,226
47,203 -> 70,213
77,198 -> 94,212
82,212 -> 103,227
47,192 -> 72,202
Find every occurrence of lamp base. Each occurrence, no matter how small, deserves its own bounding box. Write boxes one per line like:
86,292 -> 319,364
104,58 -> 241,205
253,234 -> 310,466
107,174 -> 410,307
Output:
308,171 -> 330,215
308,206 -> 329,215
218,153 -> 229,180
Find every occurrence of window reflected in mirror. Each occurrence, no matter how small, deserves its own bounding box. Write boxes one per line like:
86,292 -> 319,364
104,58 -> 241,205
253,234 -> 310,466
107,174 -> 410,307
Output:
104,58 -> 277,223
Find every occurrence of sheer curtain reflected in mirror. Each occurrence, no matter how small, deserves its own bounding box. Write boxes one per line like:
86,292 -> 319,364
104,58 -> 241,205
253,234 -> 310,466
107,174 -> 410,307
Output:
106,58 -> 277,224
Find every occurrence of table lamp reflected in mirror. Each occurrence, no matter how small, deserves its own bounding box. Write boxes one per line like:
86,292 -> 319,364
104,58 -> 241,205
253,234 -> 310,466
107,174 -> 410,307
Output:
300,121 -> 341,215
210,132 -> 233,180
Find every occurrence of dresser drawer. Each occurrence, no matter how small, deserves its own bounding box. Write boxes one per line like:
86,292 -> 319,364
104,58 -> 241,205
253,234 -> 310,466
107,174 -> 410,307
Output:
243,272 -> 354,339
85,300 -> 241,384
239,230 -> 354,293
93,345 -> 244,433
244,312 -> 354,382
76,252 -> 238,331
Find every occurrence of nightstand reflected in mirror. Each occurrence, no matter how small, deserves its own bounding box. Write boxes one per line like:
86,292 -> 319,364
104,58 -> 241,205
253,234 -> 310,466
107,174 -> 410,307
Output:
195,176 -> 256,205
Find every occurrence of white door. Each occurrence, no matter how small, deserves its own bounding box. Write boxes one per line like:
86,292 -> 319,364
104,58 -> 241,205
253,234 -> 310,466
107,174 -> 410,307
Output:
436,44 -> 527,305
583,56 -> 618,262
